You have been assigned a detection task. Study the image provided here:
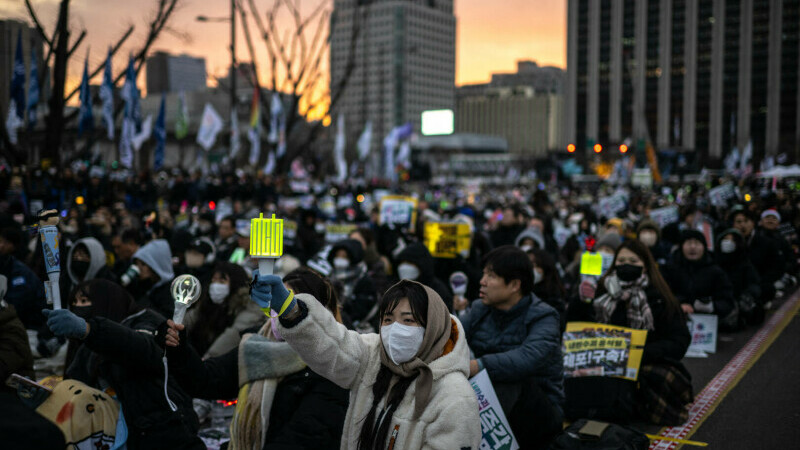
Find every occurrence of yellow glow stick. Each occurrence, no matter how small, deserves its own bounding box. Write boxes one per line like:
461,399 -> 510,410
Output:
250,213 -> 284,277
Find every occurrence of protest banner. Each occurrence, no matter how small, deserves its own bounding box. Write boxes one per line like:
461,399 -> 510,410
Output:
379,196 -> 418,232
325,223 -> 358,244
470,370 -> 520,450
648,205 -> 680,228
423,222 -> 472,258
597,194 -> 627,219
631,168 -> 653,188
562,322 -> 648,381
707,183 -> 737,207
685,313 -> 718,357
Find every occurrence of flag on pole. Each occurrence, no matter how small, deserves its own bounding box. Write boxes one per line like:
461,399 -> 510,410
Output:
6,30 -> 25,144
396,140 -> 411,169
248,86 -> 261,165
334,115 -> 347,183
99,47 -> 114,139
230,109 -> 241,159
383,128 -> 399,181
120,118 -> 134,168
264,150 -> 276,175
175,91 -> 189,139
121,54 -> 141,128
131,114 -> 153,151
357,120 -> 372,161
27,47 -> 39,128
154,94 -> 166,170
197,103 -> 223,151
78,54 -> 94,136
268,92 -> 282,144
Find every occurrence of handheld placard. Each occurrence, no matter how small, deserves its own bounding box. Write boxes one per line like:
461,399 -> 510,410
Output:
449,271 -> 468,296
250,213 -> 284,279
38,209 -> 62,310
171,274 -> 201,325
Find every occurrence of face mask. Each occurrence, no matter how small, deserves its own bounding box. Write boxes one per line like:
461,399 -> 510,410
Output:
315,223 -> 326,233
381,322 -> 425,365
639,231 -> 657,247
208,283 -> 230,304
720,239 -> 737,254
72,305 -> 94,320
333,257 -> 350,270
533,269 -> 544,285
72,260 -> 91,280
520,245 -> 533,253
397,263 -> 420,281
270,309 -> 284,341
615,264 -> 644,282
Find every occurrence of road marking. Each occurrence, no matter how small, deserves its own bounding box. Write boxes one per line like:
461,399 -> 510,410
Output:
649,290 -> 800,450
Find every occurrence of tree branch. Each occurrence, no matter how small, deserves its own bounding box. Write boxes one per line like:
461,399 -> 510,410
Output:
24,0 -> 53,48
66,29 -> 87,58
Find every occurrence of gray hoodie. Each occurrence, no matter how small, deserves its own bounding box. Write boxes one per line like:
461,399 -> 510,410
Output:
515,227 -> 545,250
132,239 -> 175,288
67,237 -> 108,284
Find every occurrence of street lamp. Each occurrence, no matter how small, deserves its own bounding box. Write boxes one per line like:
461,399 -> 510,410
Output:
195,1 -> 236,117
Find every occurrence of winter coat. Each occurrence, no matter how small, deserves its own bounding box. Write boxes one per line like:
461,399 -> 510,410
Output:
662,250 -> 736,319
132,240 -> 176,319
0,254 -> 46,329
66,309 -> 204,449
715,232 -> 762,301
0,302 -> 34,384
745,230 -> 784,288
491,223 -> 525,248
461,294 -> 565,416
277,294 -> 481,450
329,239 -> 379,326
184,286 -> 265,358
396,243 -> 454,311
168,335 -> 349,450
566,285 -> 690,365
61,237 -> 118,304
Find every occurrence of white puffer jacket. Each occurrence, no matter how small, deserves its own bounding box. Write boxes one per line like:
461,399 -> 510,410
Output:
277,293 -> 481,450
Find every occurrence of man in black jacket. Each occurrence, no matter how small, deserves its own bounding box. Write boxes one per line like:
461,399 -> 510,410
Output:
732,209 -> 783,304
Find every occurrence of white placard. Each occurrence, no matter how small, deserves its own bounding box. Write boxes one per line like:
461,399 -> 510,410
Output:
470,370 -> 520,450
648,205 -> 680,228
686,313 -> 718,357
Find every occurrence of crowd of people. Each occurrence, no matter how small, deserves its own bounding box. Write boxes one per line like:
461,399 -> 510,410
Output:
1,164 -> 799,449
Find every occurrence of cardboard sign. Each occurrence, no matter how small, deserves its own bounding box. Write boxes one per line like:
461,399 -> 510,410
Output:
648,205 -> 680,228
470,370 -> 520,450
707,183 -> 736,207
423,222 -> 472,259
325,223 -> 358,244
597,194 -> 627,219
631,168 -> 653,188
379,196 -> 418,232
685,313 -> 718,357
562,322 -> 648,381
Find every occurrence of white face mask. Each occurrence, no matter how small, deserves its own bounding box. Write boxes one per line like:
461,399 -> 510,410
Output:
333,257 -> 350,270
397,263 -> 420,281
208,283 -> 230,304
533,269 -> 544,285
520,245 -> 533,253
381,322 -> 425,365
639,231 -> 658,247
720,239 -> 737,254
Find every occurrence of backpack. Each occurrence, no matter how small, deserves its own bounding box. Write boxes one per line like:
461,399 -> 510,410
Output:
563,377 -> 637,423
548,419 -> 650,450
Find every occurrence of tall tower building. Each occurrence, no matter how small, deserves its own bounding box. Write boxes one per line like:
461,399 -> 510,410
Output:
565,0 -> 800,166
146,51 -> 207,95
330,0 -> 456,152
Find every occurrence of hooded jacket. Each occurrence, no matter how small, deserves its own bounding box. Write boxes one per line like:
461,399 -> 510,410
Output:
396,243 -> 453,311
132,240 -> 176,319
66,237 -> 108,285
515,227 -> 545,250
277,293 -> 481,450
328,239 -> 378,326
715,229 -> 761,301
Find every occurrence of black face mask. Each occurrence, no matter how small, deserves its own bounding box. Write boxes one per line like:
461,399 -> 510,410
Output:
72,260 -> 91,280
72,305 -> 94,320
616,264 -> 644,282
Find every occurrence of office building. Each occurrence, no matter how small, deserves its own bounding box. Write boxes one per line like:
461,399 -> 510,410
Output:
146,51 -> 207,94
565,0 -> 800,165
330,0 -> 456,152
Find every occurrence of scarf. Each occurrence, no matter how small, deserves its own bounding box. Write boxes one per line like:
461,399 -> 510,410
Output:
593,274 -> 655,331
378,281 -> 451,420
229,320 -> 307,450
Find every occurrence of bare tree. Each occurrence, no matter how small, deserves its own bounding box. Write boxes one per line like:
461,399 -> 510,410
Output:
12,0 -> 183,167
240,0 -> 368,172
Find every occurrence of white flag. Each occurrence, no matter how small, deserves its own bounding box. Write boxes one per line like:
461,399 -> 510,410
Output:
197,103 -> 223,151
740,140 -> 752,171
268,93 -> 282,144
264,150 -> 276,175
396,140 -> 411,169
119,117 -> 134,168
5,100 -> 23,145
248,127 -> 261,166
334,115 -> 347,183
131,114 -> 153,151
383,128 -> 399,181
357,121 -> 373,161
230,110 -> 241,159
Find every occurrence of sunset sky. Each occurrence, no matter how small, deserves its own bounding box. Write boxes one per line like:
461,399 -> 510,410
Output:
1,0 -> 566,97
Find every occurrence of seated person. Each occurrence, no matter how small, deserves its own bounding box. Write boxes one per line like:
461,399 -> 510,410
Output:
461,246 -> 564,450
716,229 -> 763,326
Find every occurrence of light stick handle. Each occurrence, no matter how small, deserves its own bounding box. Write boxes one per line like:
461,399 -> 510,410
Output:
258,258 -> 275,276
173,302 -> 188,325
48,273 -> 62,310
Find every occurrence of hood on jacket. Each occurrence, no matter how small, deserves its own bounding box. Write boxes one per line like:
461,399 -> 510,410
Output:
67,237 -> 107,285
716,228 -> 747,263
133,239 -> 175,285
429,315 -> 470,381
514,227 -> 545,250
674,229 -> 714,266
395,243 -> 435,281
327,239 -> 365,265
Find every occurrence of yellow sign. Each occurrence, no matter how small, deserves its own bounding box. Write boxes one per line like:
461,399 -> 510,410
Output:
423,222 -> 472,259
580,252 -> 604,276
249,213 -> 284,258
563,322 -> 648,381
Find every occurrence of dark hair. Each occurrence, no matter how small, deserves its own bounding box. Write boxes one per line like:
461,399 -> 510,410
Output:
219,215 -> 236,229
598,240 -> 681,318
188,262 -> 251,355
120,228 -> 144,246
358,282 -> 427,450
730,209 -> 756,224
482,245 -> 534,296
531,248 -> 566,300
283,267 -> 341,322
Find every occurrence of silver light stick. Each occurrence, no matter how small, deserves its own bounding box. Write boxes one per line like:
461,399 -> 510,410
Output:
171,274 -> 201,325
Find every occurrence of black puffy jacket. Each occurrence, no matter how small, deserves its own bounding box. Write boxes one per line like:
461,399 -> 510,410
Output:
66,309 -> 204,450
662,250 -> 736,320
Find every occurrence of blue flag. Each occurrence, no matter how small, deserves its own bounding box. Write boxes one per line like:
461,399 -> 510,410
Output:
122,54 -> 142,129
10,29 -> 25,120
78,55 -> 94,135
154,94 -> 166,171
27,47 -> 39,128
99,47 -> 115,139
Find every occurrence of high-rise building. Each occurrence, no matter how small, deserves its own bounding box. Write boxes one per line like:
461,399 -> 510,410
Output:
146,51 -> 207,94
330,0 -> 456,152
565,0 -> 800,166
0,20 -> 45,119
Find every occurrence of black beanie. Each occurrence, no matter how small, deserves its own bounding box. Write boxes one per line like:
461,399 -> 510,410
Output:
680,229 -> 707,248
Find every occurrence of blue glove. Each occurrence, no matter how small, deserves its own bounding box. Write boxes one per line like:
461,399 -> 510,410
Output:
251,271 -> 295,315
42,309 -> 89,340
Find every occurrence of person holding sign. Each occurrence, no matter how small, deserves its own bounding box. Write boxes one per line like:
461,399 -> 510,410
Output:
567,240 -> 692,425
249,274 -> 481,450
